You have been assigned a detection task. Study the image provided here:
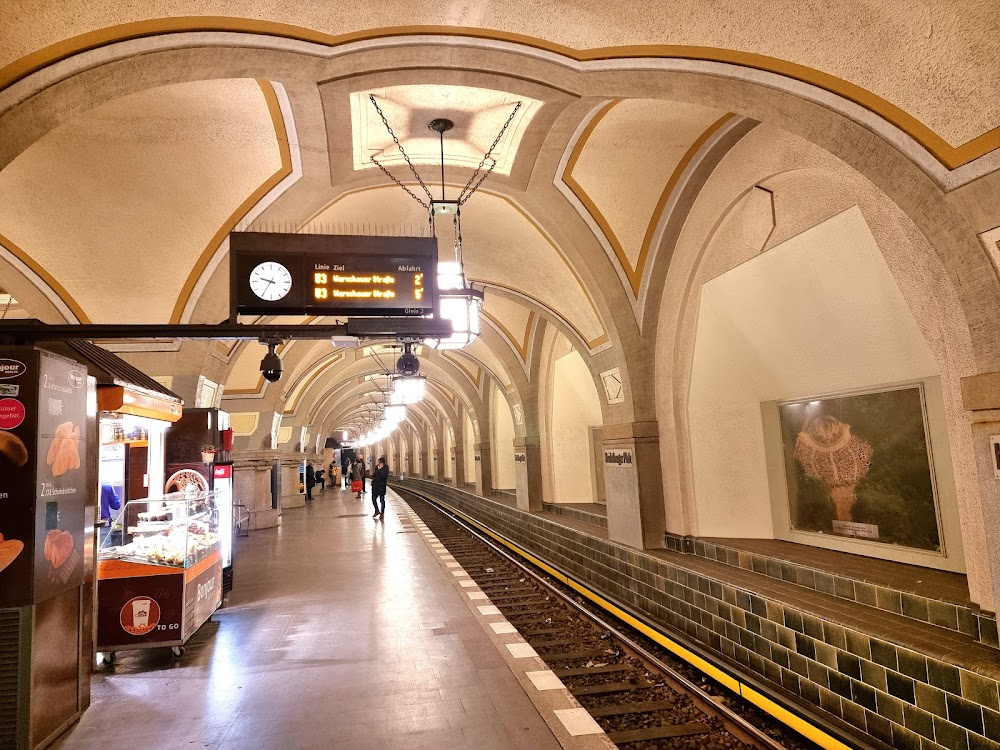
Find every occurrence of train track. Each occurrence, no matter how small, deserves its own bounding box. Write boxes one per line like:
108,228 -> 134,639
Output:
397,487 -> 818,750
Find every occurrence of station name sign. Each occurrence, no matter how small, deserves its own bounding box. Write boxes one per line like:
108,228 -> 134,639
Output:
230,232 -> 437,317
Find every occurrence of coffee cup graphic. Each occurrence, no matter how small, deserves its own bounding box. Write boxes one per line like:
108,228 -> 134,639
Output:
121,596 -> 160,636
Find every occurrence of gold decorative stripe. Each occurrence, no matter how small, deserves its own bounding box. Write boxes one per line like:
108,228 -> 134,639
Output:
482,309 -> 535,361
168,78 -> 293,323
0,19 -> 995,169
478,281 -> 606,350
441,350 -> 482,387
565,107 -> 737,296
635,113 -> 736,292
0,231 -> 91,323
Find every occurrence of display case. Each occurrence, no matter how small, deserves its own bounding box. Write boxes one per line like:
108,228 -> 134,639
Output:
99,492 -> 221,568
96,491 -> 223,660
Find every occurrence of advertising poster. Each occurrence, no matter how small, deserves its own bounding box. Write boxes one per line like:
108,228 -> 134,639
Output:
96,575 -> 184,647
0,348 -> 39,607
34,351 -> 88,602
778,385 -> 941,551
183,560 -> 221,639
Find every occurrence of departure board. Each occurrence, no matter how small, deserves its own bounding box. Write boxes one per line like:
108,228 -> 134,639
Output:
231,233 -> 437,316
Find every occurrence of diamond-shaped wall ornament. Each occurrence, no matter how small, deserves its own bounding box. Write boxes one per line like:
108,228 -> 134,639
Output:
600,368 -> 625,405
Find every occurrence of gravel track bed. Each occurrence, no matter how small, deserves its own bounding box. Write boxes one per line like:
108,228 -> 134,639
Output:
400,491 -> 820,750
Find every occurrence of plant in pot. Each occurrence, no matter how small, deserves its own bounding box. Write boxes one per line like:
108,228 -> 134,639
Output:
200,445 -> 217,463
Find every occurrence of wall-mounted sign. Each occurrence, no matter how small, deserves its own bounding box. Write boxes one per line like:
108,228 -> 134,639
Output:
231,233 -> 437,316
604,449 -> 634,466
514,453 -> 526,463
991,435 -> 1000,479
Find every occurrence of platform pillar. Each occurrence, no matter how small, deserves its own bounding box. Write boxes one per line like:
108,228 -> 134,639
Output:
423,445 -> 433,479
601,422 -> 665,549
451,447 -> 466,487
475,443 -> 493,497
514,436 -> 544,512
232,450 -> 280,530
434,448 -> 446,482
279,455 -> 306,508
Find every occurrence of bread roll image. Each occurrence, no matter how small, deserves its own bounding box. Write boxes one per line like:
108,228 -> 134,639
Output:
0,431 -> 28,470
46,422 -> 81,477
0,533 -> 24,573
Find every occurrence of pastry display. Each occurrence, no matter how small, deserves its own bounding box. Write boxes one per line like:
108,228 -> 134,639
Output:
46,422 -> 81,476
0,533 -> 24,573
0,431 -> 28,470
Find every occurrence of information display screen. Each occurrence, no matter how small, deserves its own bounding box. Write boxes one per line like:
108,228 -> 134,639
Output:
231,233 -> 437,317
309,256 -> 427,312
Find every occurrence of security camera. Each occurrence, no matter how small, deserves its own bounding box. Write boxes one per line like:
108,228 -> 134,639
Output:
260,340 -> 283,383
397,343 -> 420,377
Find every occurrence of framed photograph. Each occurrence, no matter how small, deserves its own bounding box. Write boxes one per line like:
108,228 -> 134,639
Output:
777,385 -> 942,552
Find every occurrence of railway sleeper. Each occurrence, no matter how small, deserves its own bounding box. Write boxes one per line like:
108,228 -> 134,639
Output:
585,699 -> 677,718
607,723 -> 711,744
554,664 -> 632,678
571,681 -> 654,696
541,649 -> 611,662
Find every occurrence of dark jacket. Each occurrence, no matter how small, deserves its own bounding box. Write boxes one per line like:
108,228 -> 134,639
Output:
371,464 -> 390,494
306,465 -> 316,488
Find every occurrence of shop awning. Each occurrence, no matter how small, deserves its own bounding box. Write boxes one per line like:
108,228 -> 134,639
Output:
55,340 -> 184,422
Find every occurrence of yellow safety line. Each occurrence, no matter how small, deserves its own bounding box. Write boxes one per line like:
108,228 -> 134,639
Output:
412,490 -> 854,750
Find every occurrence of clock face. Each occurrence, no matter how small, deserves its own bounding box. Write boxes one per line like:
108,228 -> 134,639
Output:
249,262 -> 292,301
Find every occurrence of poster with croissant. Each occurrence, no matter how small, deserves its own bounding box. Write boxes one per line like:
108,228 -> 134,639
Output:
778,385 -> 942,552
32,350 -> 88,603
0,347 -> 39,607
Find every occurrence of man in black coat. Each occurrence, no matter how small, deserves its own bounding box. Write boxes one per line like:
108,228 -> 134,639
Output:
305,463 -> 316,501
371,456 -> 390,519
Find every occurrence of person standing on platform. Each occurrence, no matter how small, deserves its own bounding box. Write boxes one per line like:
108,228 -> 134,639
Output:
371,456 -> 390,519
316,468 -> 325,492
342,455 -> 350,489
353,456 -> 365,499
305,462 -> 316,501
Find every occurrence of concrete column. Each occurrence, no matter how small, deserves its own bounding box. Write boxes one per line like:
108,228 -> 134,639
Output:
601,421 -> 665,549
406,450 -> 415,478
280,454 -> 307,509
452,446 -> 466,487
513,436 -> 543,511
232,450 -> 280,530
423,444 -> 433,479
475,443 -> 493,497
434,448 -> 446,482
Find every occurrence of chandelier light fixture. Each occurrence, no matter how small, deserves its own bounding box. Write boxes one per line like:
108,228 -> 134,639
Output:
368,96 -> 520,350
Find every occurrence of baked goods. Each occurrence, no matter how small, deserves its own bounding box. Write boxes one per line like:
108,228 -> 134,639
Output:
46,422 -> 81,476
43,529 -> 74,569
0,431 -> 28,470
0,533 -> 24,573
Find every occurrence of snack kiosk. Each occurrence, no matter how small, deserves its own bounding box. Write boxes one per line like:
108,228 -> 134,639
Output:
96,489 -> 222,660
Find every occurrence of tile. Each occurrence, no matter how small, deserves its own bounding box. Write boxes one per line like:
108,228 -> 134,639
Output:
452,570 -> 470,577
554,708 -> 604,736
959,670 -> 999,712
468,592 -> 489,600
445,562 -> 462,568
525,670 -> 565,691
478,605 -> 502,616
506,643 -> 538,658
490,622 -> 517,635
459,580 -> 479,588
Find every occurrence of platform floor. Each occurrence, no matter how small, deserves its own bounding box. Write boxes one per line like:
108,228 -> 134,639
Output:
54,487 -> 562,750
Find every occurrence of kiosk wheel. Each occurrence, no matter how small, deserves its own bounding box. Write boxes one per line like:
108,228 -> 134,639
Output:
103,651 -> 116,665
170,646 -> 185,659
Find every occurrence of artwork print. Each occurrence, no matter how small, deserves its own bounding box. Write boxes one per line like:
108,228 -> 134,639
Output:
778,386 -> 941,551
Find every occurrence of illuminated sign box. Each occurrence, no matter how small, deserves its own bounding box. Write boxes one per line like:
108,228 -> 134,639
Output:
230,233 -> 437,317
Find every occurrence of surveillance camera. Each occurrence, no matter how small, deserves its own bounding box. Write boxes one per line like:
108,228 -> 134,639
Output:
260,343 -> 283,383
397,351 -> 420,377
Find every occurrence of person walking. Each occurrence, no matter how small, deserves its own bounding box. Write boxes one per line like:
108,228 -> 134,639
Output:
371,456 -> 390,519
342,455 -> 350,489
353,456 -> 365,499
305,462 -> 316,501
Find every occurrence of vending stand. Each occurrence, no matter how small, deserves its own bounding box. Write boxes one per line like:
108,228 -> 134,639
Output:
96,490 -> 222,660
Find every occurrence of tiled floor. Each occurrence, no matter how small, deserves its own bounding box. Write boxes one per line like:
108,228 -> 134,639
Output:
53,487 -> 561,750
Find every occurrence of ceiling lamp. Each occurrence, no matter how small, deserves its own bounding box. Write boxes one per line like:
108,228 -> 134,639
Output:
368,96 -> 520,350
390,374 -> 426,405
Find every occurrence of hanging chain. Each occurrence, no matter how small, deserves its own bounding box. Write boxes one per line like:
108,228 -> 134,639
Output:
458,101 -> 522,206
369,157 -> 429,210
0,290 -> 11,321
368,95 -> 435,207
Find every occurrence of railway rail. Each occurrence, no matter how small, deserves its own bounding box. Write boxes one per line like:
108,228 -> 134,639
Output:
396,486 -> 834,750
